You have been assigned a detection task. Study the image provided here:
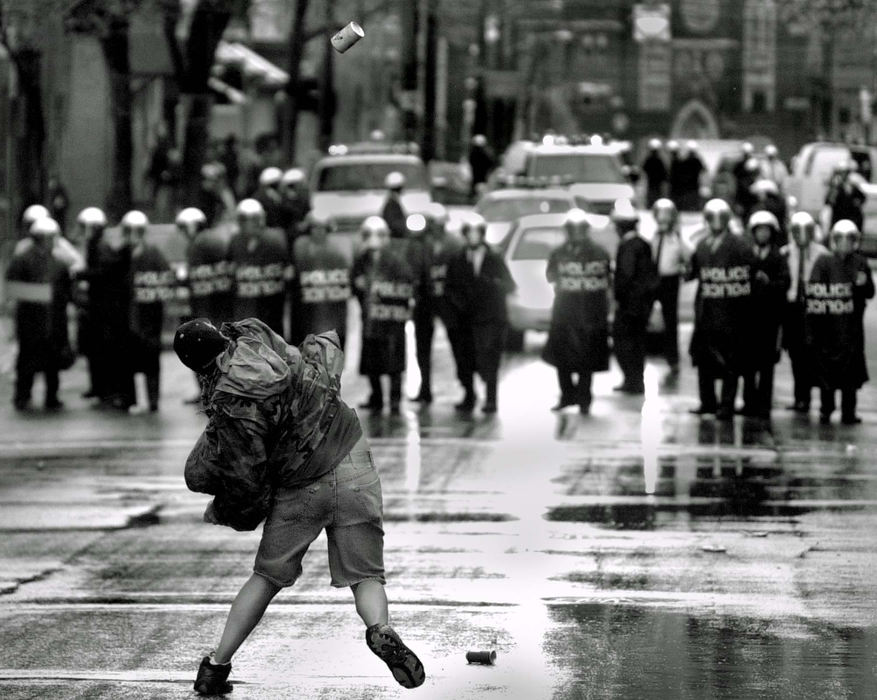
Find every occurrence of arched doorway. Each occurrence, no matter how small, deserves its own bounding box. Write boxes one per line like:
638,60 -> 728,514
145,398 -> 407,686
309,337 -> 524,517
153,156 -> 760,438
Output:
670,99 -> 719,138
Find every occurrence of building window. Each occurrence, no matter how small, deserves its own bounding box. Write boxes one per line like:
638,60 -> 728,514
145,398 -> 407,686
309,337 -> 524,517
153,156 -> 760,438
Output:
752,91 -> 766,114
743,0 -> 777,112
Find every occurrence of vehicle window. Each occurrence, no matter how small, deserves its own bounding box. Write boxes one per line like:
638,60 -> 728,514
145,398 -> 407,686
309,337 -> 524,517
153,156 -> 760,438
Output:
526,153 -> 625,183
315,161 -> 428,191
511,227 -> 566,261
849,150 -> 873,181
477,197 -> 572,221
805,147 -> 847,178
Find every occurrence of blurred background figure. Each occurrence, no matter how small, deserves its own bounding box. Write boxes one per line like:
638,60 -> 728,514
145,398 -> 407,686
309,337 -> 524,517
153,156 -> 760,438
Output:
5,216 -> 73,411
541,208 -> 610,414
468,134 -> 496,201
219,134 -> 241,198
124,210 -> 174,413
15,204 -> 84,273
255,167 -> 284,228
445,214 -> 515,414
641,139 -> 668,207
47,175 -> 69,232
667,140 -> 683,209
196,164 -> 229,228
279,168 -> 311,254
352,216 -> 414,415
825,160 -> 866,232
749,179 -> 788,245
760,145 -> 788,192
612,199 -> 657,396
381,171 -> 408,239
72,207 -> 109,402
650,199 -> 688,378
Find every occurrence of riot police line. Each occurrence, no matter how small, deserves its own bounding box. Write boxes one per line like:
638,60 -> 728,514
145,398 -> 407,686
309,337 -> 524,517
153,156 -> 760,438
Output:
3,189 -> 874,424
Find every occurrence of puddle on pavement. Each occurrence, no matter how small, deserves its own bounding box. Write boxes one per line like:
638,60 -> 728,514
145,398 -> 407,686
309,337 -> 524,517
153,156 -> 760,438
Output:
549,453 -> 877,527
547,604 -> 877,699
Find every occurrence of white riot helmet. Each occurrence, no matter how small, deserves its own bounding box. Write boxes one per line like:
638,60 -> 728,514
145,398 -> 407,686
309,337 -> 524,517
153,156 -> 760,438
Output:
652,198 -> 678,231
121,210 -> 149,229
648,138 -> 662,151
236,198 -> 266,224
29,216 -> 61,239
22,204 -> 50,230
77,207 -> 107,229
385,171 -> 406,190
703,198 -> 732,233
258,167 -> 283,188
360,215 -> 390,250
281,168 -> 306,186
176,207 -> 208,237
789,211 -> 816,246
829,219 -> 861,252
747,210 -> 780,241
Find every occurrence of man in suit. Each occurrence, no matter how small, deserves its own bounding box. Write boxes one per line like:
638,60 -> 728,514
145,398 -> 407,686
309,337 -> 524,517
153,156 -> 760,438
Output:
445,214 -> 516,413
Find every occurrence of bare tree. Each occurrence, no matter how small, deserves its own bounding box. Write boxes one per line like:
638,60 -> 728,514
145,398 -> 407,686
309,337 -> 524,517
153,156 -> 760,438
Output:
0,0 -> 68,218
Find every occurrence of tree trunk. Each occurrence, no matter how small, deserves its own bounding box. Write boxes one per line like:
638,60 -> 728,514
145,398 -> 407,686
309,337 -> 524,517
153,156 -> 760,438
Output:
284,0 -> 310,163
179,1 -> 233,199
12,48 -> 46,219
318,0 -> 335,152
100,20 -> 134,219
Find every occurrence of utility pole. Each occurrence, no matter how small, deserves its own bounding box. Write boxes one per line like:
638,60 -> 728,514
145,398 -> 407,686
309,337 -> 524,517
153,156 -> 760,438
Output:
421,0 -> 438,162
284,0 -> 309,164
400,0 -> 418,143
318,0 -> 336,152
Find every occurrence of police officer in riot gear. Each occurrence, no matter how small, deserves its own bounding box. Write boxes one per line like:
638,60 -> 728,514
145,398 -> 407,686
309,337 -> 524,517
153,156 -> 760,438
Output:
228,198 -> 290,337
73,207 -> 109,400
688,199 -> 756,420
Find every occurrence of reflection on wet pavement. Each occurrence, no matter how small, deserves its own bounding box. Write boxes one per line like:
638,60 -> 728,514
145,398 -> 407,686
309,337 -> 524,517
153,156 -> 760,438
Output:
547,604 -> 877,699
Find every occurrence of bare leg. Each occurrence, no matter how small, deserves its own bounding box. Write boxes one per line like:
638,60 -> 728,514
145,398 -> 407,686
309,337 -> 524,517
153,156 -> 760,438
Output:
352,579 -> 388,627
213,574 -> 281,663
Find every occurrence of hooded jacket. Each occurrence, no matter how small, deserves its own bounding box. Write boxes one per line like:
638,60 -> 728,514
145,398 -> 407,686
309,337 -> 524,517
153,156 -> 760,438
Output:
184,318 -> 361,530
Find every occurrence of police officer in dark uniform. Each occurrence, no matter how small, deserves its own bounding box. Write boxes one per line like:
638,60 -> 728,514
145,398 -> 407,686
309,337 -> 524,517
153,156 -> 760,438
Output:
381,172 -> 408,240
254,167 -> 284,229
5,217 -> 73,410
124,210 -> 175,412
688,199 -> 756,420
179,207 -> 232,327
641,138 -> 668,207
783,211 -> 828,413
613,199 -> 658,395
826,160 -> 866,231
73,207 -> 109,401
541,209 -> 611,414
279,168 -> 311,253
352,216 -> 415,414
227,199 -> 290,337
807,219 -> 874,424
742,211 -> 790,419
290,212 -> 351,347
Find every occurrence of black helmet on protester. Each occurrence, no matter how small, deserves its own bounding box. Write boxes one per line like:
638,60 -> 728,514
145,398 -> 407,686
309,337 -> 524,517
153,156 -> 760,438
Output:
173,318 -> 229,373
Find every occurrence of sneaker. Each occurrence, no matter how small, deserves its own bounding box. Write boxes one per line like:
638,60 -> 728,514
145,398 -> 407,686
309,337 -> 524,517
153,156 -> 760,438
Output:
454,393 -> 476,412
481,401 -> 497,414
841,415 -> 862,425
44,399 -> 64,411
366,624 -> 426,689
193,655 -> 232,696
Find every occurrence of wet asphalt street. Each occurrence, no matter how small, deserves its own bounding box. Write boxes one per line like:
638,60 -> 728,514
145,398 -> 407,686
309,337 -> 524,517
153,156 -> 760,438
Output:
1,285 -> 876,699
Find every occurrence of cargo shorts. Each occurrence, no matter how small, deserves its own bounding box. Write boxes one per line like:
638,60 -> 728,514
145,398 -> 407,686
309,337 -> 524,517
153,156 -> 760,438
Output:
254,439 -> 386,588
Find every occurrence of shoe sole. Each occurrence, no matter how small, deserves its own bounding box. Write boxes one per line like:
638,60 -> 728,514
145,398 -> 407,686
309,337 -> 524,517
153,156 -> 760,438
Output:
367,627 -> 426,689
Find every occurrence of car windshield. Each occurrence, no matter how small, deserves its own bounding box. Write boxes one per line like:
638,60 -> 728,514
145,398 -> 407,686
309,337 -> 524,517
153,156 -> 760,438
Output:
477,196 -> 572,222
511,227 -> 566,261
315,161 -> 428,191
527,153 -> 625,183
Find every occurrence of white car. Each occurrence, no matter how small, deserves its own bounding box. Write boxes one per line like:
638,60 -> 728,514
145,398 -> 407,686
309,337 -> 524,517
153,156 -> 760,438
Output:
474,187 -> 577,247
309,149 -> 432,232
786,141 -> 877,217
501,212 -> 613,350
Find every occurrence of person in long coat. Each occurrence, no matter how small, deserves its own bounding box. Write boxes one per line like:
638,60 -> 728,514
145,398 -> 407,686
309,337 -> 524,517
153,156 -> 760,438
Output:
227,199 -> 290,337
741,211 -> 791,419
445,214 -> 515,414
641,139 -> 668,207
782,211 -> 828,413
688,199 -> 756,420
402,211 -> 435,404
290,213 -> 351,348
352,216 -> 415,414
420,203 -> 465,404
72,207 -> 110,401
650,199 -> 689,376
5,217 -> 72,410
381,172 -> 408,239
806,219 -> 875,424
541,208 -> 611,414
124,211 -> 175,412
826,161 -> 866,232
613,200 -> 658,395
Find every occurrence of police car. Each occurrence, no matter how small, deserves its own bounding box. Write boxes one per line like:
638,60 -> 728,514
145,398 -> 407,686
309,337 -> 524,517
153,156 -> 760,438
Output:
308,142 -> 432,233
490,136 -> 637,216
474,185 -> 577,247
